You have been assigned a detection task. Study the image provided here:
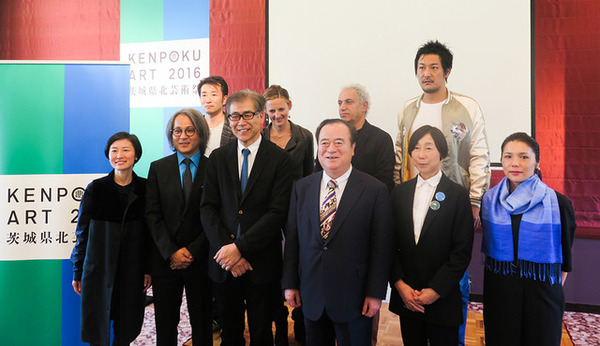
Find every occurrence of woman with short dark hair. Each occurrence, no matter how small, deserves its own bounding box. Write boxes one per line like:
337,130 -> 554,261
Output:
71,132 -> 151,345
389,125 -> 473,345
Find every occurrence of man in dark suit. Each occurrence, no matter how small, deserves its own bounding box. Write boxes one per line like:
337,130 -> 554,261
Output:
389,125 -> 474,345
283,119 -> 393,345
146,108 -> 213,345
201,89 -> 294,345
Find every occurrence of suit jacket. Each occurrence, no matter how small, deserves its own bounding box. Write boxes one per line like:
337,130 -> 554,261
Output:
200,138 -> 294,284
145,153 -> 209,266
389,173 -> 474,327
282,168 -> 393,323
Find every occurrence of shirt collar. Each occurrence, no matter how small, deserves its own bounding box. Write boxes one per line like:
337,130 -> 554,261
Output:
416,170 -> 442,188
238,134 -> 262,154
177,151 -> 201,166
322,165 -> 353,186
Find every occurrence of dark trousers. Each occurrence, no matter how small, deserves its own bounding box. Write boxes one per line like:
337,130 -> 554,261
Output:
399,314 -> 458,346
152,259 -> 213,346
483,269 -> 565,346
213,275 -> 279,346
305,310 -> 372,346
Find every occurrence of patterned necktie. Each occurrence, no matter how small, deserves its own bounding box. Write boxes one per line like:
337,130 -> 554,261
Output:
241,148 -> 250,192
320,180 -> 338,240
182,158 -> 193,202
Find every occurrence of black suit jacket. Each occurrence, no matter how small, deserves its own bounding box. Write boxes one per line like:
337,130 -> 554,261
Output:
201,138 -> 294,284
145,153 -> 209,265
282,168 -> 393,323
389,173 -> 474,326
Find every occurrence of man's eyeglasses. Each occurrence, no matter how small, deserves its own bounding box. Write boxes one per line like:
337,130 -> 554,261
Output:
227,111 -> 259,122
171,127 -> 196,137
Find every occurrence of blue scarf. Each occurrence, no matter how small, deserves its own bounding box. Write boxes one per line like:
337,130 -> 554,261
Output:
482,175 -> 562,284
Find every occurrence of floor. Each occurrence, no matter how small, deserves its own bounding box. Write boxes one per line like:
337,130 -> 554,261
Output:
132,290 -> 598,345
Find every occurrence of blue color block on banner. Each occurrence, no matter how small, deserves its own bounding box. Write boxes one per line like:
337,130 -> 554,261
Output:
163,0 -> 209,40
61,259 -> 86,346
63,64 -> 130,174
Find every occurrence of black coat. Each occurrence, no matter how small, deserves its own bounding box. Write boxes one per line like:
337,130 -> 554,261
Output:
70,171 -> 149,345
389,173 -> 474,327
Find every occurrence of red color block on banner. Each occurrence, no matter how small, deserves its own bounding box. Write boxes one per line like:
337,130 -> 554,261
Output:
0,0 -> 119,60
210,0 -> 266,93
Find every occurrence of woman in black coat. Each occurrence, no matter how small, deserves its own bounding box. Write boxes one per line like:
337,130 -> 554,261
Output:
389,126 -> 474,345
71,132 -> 151,346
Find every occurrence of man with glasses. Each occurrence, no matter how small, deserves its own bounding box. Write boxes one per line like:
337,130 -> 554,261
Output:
146,109 -> 213,345
201,89 -> 294,345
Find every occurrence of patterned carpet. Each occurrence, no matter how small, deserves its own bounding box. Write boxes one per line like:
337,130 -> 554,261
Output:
132,289 -> 600,345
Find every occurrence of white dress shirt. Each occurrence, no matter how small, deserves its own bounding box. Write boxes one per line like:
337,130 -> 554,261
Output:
237,135 -> 262,180
320,166 -> 353,209
412,170 -> 442,244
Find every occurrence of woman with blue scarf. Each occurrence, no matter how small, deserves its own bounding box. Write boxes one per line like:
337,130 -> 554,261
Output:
481,132 -> 576,345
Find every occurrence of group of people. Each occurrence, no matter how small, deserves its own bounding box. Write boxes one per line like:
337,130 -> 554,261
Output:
71,40 -> 576,346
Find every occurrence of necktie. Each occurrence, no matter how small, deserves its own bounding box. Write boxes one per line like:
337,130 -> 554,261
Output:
182,158 -> 193,202
241,148 -> 250,192
320,180 -> 337,240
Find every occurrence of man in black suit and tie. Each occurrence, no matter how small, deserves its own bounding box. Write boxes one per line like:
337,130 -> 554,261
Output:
282,119 -> 393,346
146,108 -> 213,345
201,89 -> 294,345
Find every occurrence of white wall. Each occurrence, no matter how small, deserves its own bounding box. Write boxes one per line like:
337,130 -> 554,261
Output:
268,0 -> 531,163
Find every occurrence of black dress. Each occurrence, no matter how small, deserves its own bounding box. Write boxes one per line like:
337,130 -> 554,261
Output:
483,192 -> 576,346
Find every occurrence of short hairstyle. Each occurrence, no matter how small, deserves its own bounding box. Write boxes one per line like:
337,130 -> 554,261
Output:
315,119 -> 357,145
225,89 -> 266,115
341,83 -> 370,115
197,75 -> 229,96
166,108 -> 210,155
501,132 -> 542,179
414,40 -> 453,79
263,84 -> 291,104
408,125 -> 449,160
104,132 -> 143,164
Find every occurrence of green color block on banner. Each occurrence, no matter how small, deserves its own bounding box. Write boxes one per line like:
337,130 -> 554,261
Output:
121,0 -> 164,43
0,260 -> 61,345
131,108 -> 165,178
0,64 -> 64,175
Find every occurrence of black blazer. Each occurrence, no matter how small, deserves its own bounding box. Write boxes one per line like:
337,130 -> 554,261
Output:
282,169 -> 393,323
145,153 -> 209,264
389,173 -> 474,326
201,138 -> 294,284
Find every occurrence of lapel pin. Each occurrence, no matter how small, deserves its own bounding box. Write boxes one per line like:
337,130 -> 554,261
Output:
435,191 -> 445,201
430,200 -> 440,210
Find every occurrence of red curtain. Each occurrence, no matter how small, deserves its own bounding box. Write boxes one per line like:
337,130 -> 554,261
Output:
0,0 -> 120,60
210,0 -> 266,93
535,0 -> 600,238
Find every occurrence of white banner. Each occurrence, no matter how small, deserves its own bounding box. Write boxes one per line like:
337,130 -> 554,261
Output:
0,174 -> 103,261
121,39 -> 210,108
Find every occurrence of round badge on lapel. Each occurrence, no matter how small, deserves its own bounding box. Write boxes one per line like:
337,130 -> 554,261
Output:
435,191 -> 445,201
430,200 -> 440,210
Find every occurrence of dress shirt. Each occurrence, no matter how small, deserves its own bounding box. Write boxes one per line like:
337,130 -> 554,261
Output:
319,166 -> 352,209
237,135 -> 262,179
412,170 -> 442,244
177,151 -> 201,185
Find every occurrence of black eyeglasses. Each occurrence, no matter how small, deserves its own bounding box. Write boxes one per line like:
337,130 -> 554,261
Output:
227,111 -> 259,122
171,127 -> 196,137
